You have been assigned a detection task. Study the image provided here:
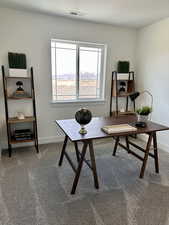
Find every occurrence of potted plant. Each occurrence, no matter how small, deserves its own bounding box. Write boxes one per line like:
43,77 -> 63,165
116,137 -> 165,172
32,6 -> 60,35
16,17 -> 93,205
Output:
136,106 -> 152,123
8,52 -> 27,77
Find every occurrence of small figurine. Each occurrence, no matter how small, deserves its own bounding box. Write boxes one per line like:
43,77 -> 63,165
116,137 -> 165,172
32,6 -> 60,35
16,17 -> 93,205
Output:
17,112 -> 25,120
119,81 -> 126,93
12,81 -> 30,98
16,81 -> 24,92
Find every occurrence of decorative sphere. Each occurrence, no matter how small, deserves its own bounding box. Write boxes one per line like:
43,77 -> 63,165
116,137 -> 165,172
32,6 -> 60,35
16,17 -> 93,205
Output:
75,108 -> 92,125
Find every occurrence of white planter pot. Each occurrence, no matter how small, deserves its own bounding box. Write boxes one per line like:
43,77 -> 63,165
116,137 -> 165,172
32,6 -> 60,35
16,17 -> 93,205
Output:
9,69 -> 28,77
137,114 -> 149,123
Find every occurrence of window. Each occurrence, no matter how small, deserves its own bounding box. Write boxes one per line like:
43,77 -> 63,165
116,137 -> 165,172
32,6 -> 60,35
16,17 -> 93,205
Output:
51,39 -> 107,102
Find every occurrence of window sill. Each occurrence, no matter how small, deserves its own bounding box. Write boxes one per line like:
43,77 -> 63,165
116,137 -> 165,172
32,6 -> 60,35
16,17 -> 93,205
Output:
51,99 -> 106,105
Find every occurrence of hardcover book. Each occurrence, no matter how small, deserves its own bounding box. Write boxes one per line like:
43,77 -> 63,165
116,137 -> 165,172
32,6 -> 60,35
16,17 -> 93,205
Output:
102,124 -> 137,134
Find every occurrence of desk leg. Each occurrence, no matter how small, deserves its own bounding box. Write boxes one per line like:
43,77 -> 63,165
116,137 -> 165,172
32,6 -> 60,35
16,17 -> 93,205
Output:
140,133 -> 153,178
153,132 -> 159,173
113,137 -> 119,156
88,140 -> 99,189
74,142 -> 80,162
58,135 -> 68,166
125,136 -> 130,153
71,141 -> 88,195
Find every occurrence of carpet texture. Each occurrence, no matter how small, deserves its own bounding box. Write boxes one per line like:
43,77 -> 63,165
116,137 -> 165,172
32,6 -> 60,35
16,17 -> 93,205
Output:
0,138 -> 169,225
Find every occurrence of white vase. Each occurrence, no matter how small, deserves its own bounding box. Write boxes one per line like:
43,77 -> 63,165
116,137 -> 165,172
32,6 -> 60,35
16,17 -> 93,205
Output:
9,68 -> 28,77
137,114 -> 149,123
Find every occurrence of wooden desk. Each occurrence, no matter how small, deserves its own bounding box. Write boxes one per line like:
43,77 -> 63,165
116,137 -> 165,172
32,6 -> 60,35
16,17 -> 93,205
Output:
56,115 -> 169,194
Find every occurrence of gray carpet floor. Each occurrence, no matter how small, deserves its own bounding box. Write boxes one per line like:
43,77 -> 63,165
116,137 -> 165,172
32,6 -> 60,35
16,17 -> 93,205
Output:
0,138 -> 169,225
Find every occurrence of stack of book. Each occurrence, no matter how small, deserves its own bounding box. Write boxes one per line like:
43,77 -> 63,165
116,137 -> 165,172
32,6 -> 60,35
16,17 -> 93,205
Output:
102,124 -> 137,134
13,129 -> 33,141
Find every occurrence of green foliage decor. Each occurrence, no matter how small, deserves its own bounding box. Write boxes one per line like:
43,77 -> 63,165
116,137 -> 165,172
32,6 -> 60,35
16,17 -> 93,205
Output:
117,61 -> 130,73
8,52 -> 27,69
136,106 -> 152,116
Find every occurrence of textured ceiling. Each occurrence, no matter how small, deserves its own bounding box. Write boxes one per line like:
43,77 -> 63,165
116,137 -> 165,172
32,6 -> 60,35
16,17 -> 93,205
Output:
1,0 -> 169,27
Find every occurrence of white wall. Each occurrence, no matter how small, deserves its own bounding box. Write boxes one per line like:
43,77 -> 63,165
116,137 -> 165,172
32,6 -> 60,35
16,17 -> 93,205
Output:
137,18 -> 169,152
0,7 -> 137,149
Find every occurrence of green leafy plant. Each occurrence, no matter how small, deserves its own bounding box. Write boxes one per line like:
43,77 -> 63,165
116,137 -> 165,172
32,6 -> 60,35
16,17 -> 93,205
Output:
8,52 -> 27,69
136,106 -> 152,116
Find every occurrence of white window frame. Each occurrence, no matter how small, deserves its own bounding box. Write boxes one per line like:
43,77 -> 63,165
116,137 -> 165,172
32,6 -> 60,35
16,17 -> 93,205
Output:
51,39 -> 107,104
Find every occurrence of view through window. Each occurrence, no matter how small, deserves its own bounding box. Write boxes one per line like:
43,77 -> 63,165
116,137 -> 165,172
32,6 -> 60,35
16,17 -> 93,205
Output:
51,40 -> 106,101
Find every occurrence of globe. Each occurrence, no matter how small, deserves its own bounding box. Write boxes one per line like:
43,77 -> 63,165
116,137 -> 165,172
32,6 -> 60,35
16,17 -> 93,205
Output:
75,108 -> 92,134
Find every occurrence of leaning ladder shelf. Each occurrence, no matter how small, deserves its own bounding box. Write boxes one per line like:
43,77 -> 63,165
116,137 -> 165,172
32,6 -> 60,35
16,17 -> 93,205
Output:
110,71 -> 136,116
1,65 -> 39,157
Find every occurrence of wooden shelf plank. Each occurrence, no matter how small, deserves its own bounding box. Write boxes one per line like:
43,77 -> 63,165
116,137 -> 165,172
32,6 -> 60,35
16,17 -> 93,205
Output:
118,93 -> 130,97
5,76 -> 30,79
112,92 -> 135,98
7,96 -> 32,100
111,111 -> 136,116
8,116 -> 35,124
10,139 -> 35,144
119,111 -> 136,115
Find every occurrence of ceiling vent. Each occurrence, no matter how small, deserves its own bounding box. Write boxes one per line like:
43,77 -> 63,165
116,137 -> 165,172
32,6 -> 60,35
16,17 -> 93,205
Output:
70,11 -> 79,16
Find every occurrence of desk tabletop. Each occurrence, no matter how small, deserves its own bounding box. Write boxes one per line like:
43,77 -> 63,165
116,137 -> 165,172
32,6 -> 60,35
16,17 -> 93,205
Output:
56,115 -> 169,142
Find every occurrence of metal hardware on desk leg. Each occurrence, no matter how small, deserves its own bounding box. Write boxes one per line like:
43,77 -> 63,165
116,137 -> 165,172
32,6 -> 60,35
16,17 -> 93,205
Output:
153,132 -> 159,173
74,142 -> 80,162
88,140 -> 99,189
140,133 -> 153,178
58,135 -> 68,166
71,141 -> 88,195
113,137 -> 119,156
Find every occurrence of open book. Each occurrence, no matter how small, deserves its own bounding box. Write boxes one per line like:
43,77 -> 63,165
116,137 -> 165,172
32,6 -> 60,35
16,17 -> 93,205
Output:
102,124 -> 137,134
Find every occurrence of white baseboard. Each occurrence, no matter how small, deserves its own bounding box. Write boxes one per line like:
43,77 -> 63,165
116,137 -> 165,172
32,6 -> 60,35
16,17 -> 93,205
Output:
1,134 -> 169,156
38,136 -> 64,144
0,135 -> 65,155
138,134 -> 169,153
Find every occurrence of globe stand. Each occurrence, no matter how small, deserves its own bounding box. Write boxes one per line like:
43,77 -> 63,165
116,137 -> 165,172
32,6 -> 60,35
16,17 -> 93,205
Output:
75,108 -> 92,135
79,125 -> 87,135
